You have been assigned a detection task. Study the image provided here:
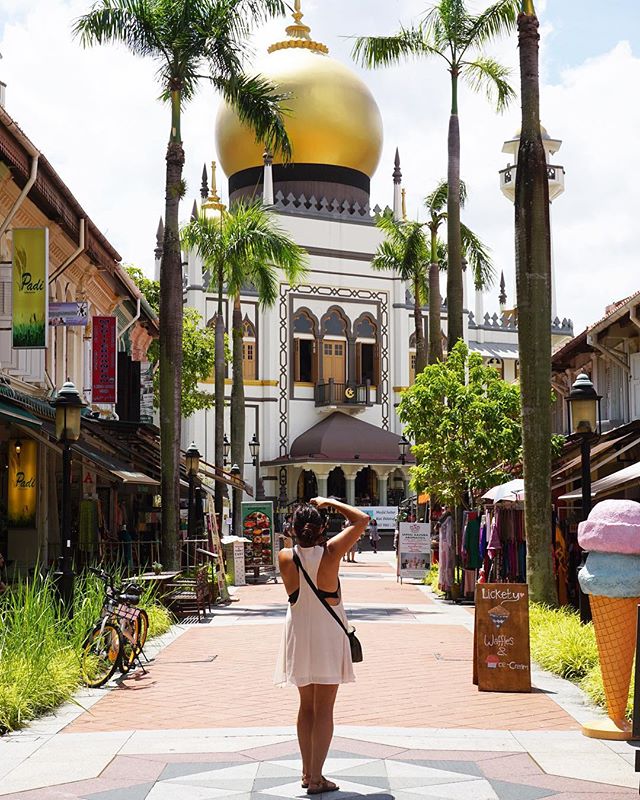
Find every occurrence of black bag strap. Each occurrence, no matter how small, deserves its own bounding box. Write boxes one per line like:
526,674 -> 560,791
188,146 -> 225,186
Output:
293,552 -> 350,638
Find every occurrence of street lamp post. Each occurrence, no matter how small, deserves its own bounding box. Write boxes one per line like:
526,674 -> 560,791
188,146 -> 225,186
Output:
185,442 -> 201,540
249,433 -> 263,500
223,434 -> 230,466
229,463 -> 241,534
52,380 -> 86,617
566,372 -> 602,624
398,434 -> 410,466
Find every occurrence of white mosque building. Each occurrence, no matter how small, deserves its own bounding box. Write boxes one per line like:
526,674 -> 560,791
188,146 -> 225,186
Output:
177,4 -> 573,516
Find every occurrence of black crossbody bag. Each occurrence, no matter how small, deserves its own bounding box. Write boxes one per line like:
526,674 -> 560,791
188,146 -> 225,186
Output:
293,553 -> 363,663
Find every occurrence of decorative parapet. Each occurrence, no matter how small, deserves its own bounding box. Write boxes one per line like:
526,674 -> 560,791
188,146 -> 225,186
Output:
273,190 -> 386,223
468,310 -> 573,336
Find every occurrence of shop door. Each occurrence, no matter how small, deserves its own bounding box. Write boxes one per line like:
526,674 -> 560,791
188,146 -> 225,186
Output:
322,341 -> 346,383
631,353 -> 640,420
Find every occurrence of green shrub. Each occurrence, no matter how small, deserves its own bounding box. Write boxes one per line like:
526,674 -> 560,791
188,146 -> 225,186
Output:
529,603 -> 598,681
423,564 -> 441,592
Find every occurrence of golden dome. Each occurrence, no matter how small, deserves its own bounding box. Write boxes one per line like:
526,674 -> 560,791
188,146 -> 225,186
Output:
215,3 -> 383,179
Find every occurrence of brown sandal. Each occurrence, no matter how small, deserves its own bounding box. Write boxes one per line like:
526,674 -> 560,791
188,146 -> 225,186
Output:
307,777 -> 339,795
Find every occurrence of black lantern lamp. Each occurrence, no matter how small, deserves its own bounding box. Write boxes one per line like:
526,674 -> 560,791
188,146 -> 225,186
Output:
566,373 -> 602,437
223,433 -> 231,465
566,372 -> 601,624
52,380 -> 86,616
398,434 -> 410,466
185,441 -> 201,476
185,442 -> 202,540
230,463 -> 241,479
249,433 -> 260,467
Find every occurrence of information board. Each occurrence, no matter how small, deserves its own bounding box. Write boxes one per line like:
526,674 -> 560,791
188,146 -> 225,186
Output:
398,522 -> 431,579
474,583 -> 531,693
241,501 -> 275,570
358,506 -> 398,530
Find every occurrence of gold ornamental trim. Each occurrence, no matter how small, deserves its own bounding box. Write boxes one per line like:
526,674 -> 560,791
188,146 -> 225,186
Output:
268,1 -> 328,55
268,38 -> 329,55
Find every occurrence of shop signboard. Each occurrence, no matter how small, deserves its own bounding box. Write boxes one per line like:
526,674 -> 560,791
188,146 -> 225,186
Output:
82,465 -> 97,498
12,228 -> 48,349
92,316 -> 117,403
398,521 -> 431,579
473,583 -> 531,693
49,302 -> 88,326
241,501 -> 275,569
8,438 -> 37,527
358,505 -> 398,530
139,360 -> 154,423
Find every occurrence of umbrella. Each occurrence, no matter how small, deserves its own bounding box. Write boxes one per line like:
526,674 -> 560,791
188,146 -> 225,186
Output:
481,479 -> 524,503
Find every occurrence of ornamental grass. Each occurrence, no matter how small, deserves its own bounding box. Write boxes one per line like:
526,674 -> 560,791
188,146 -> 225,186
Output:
0,568 -> 172,733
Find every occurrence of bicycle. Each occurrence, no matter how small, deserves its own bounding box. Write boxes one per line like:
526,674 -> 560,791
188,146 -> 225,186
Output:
81,567 -> 149,688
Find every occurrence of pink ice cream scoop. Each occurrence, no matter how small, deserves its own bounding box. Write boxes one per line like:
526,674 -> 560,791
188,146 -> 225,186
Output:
577,499 -> 640,554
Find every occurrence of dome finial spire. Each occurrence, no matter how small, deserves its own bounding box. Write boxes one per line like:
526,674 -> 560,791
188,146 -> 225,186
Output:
268,0 -> 328,54
202,159 -> 225,213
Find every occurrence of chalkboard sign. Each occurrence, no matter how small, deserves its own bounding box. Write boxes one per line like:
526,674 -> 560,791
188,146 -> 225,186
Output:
473,583 -> 531,693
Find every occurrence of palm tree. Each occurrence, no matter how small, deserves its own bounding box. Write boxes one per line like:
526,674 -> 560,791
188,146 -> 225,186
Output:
182,201 -> 307,534
353,0 -> 518,351
372,214 -> 430,375
74,0 -> 291,568
424,180 -> 495,364
515,1 -> 556,604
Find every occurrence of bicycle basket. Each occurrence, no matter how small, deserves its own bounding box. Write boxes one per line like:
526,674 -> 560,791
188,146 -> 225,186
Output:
114,603 -> 141,622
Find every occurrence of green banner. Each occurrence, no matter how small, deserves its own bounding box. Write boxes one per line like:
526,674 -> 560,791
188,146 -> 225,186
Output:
12,228 -> 48,349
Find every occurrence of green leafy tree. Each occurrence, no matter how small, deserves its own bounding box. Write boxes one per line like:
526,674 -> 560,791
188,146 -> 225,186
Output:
126,268 -> 225,418
515,1 -> 556,605
354,0 -> 518,351
182,201 -> 307,533
372,214 -> 429,375
424,180 -> 495,364
74,0 -> 292,568
398,341 -> 522,507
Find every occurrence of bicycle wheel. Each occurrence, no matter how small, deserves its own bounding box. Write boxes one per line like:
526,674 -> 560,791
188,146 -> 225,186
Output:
81,623 -> 122,687
135,609 -> 149,651
119,619 -> 137,673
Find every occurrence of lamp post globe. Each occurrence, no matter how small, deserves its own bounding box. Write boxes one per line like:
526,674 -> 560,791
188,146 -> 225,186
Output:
398,434 -> 410,466
249,433 -> 260,466
185,441 -> 201,476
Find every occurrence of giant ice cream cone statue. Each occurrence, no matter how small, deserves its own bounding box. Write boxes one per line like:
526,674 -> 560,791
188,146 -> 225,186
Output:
578,499 -> 640,740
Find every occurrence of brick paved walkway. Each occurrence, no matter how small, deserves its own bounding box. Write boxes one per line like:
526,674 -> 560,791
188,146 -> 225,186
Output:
1,553 -> 637,798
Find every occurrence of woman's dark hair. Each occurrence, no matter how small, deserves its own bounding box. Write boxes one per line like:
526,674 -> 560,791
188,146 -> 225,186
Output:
292,503 -> 328,547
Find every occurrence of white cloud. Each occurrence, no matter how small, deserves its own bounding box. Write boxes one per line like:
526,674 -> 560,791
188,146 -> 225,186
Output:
0,1 -> 637,332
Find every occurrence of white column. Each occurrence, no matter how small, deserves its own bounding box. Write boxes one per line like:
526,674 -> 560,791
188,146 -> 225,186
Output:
263,151 -> 274,206
378,475 -> 388,506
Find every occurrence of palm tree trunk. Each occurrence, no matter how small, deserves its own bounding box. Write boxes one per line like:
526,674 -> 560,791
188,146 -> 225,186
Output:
414,277 -> 427,375
214,263 -> 225,520
446,69 -> 463,351
428,227 -> 443,364
515,10 -> 556,605
230,295 -> 245,535
159,91 -> 185,570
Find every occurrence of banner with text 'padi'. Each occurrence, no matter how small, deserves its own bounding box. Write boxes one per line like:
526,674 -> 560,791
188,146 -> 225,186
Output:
92,316 -> 117,403
12,228 -> 48,349
8,438 -> 37,528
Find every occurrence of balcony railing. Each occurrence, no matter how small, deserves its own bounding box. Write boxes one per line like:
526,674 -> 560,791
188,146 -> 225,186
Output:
315,380 -> 373,408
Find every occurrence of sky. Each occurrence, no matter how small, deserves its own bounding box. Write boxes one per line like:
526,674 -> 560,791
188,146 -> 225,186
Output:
0,0 -> 639,333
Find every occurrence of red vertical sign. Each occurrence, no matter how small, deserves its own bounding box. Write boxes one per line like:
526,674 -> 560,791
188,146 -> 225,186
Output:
92,316 -> 117,403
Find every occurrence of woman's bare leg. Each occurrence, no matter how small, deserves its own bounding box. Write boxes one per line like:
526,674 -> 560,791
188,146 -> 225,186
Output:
297,685 -> 315,782
309,684 -> 339,786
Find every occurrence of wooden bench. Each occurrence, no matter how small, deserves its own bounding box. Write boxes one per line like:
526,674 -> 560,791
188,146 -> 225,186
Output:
166,565 -> 209,621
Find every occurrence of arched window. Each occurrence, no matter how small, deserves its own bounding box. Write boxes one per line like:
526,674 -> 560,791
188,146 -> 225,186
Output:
293,308 -> 318,383
486,356 -> 504,379
320,307 -> 349,384
327,467 -> 346,500
354,313 -> 379,386
242,315 -> 256,380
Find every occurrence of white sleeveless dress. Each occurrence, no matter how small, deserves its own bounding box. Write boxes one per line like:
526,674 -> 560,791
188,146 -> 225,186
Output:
274,545 -> 355,687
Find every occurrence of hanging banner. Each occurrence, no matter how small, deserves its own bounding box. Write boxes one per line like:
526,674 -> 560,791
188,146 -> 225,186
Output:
398,521 -> 431,579
12,228 -> 48,349
358,506 -> 398,530
139,360 -> 155,423
92,316 -> 117,403
7,438 -> 37,527
82,464 -> 97,498
49,301 -> 88,326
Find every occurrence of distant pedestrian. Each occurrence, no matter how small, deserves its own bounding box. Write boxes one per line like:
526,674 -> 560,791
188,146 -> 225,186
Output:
275,497 -> 369,795
368,518 -> 380,553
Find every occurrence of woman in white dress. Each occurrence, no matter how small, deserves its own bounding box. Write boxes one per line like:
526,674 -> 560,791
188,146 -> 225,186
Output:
275,497 -> 369,795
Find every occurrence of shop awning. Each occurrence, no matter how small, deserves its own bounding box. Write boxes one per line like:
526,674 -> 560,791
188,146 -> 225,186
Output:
559,461 -> 640,502
0,400 -> 42,428
109,469 -> 159,486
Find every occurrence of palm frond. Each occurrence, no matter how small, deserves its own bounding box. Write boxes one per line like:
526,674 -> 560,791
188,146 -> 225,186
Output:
461,222 -> 495,289
464,0 -> 519,51
234,0 -> 287,25
213,73 -> 292,161
425,179 -> 468,214
352,24 -> 445,69
73,0 -> 165,59
371,241 -> 403,274
461,57 -> 515,112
